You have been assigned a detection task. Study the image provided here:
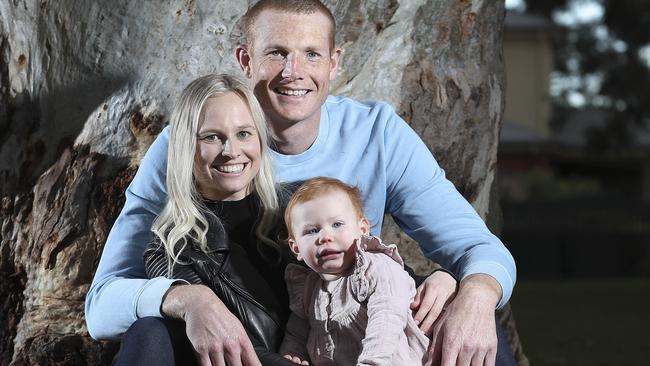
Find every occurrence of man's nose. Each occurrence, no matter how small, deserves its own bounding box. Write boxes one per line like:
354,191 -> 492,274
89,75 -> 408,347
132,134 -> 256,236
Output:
281,53 -> 303,80
221,139 -> 241,158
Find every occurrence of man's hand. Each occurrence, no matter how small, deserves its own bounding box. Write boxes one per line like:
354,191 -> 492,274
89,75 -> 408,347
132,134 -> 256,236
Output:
162,284 -> 262,366
425,274 -> 502,366
411,270 -> 458,335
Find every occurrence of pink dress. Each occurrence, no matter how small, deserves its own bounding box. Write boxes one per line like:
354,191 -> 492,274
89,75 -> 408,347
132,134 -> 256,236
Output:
280,236 -> 430,365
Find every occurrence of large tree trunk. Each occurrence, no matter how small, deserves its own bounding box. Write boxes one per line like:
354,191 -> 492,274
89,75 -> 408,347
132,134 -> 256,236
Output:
0,0 -> 527,364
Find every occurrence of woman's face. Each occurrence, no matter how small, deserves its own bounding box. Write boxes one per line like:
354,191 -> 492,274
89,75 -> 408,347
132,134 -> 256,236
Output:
193,92 -> 262,201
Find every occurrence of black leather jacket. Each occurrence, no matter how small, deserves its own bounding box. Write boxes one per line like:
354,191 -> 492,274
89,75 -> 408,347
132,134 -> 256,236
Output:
144,212 -> 295,366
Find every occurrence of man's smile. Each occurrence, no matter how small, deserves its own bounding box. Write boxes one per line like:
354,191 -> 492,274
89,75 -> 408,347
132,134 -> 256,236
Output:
274,87 -> 310,96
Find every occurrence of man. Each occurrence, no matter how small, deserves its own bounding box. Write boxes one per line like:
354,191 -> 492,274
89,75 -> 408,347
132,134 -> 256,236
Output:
85,1 -> 517,365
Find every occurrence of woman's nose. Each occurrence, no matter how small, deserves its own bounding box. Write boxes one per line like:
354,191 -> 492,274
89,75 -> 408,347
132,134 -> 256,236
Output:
221,139 -> 241,158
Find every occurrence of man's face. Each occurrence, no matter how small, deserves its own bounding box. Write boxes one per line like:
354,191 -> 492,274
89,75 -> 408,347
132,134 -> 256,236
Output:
239,10 -> 341,129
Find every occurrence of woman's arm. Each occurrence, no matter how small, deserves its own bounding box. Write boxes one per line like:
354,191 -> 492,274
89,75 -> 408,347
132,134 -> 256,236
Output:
143,240 -> 202,284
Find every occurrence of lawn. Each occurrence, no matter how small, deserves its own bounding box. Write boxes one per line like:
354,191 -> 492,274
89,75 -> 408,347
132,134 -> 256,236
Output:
510,278 -> 650,366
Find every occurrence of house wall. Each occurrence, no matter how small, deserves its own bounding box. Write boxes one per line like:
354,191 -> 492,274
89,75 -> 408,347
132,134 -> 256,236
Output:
503,30 -> 553,137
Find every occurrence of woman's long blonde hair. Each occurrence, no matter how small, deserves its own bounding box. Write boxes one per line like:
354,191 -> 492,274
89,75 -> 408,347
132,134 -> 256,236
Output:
151,74 -> 280,274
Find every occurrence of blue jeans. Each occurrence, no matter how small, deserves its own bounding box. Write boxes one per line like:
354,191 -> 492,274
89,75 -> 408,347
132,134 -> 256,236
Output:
114,316 -> 518,365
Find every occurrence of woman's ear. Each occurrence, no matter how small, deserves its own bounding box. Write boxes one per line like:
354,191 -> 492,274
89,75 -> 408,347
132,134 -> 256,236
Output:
288,239 -> 302,261
360,217 -> 370,235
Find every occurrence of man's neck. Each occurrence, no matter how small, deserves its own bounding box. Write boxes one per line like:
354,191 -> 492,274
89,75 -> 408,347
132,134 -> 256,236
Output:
268,116 -> 320,155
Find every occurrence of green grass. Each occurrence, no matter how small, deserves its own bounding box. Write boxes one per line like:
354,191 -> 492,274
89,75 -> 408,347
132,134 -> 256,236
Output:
511,278 -> 650,366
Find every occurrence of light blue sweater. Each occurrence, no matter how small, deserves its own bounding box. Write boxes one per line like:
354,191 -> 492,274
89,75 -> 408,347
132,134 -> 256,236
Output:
85,95 -> 516,340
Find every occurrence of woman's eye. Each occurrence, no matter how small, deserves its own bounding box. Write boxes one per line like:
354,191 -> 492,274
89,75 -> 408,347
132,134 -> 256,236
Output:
236,130 -> 253,139
202,134 -> 220,142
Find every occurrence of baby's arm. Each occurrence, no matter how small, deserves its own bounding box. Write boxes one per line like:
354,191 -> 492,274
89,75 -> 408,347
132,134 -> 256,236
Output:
280,264 -> 313,364
356,253 -> 422,365
280,313 -> 311,365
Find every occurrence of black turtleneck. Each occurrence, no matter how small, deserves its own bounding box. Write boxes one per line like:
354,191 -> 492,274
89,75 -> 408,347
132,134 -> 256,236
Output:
204,194 -> 289,308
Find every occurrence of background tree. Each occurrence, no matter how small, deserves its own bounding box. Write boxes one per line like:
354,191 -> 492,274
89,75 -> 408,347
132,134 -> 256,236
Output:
516,0 -> 650,149
0,0 -> 525,364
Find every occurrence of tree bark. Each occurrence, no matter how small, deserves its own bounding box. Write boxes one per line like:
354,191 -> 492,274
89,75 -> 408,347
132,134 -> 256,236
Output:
0,0 -> 526,364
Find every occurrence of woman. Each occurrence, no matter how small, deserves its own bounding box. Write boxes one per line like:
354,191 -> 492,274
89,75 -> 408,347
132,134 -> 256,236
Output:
142,74 -> 295,365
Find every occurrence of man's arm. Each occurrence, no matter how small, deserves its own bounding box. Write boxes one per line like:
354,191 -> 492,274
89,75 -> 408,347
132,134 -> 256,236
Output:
380,107 -> 515,365
381,109 -> 516,307
85,128 -> 172,340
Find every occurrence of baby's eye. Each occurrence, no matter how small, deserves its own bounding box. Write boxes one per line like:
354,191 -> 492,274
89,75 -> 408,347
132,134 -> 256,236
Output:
304,227 -> 319,235
332,221 -> 344,228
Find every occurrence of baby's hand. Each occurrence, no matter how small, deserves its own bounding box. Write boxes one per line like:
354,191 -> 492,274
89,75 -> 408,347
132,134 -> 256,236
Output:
410,269 -> 458,336
283,354 -> 310,365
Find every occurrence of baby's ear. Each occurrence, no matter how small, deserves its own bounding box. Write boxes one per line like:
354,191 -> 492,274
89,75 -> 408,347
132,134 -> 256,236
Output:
359,217 -> 370,235
288,239 -> 303,261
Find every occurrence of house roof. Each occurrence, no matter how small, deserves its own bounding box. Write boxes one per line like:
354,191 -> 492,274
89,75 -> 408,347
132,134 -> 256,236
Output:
505,11 -> 553,31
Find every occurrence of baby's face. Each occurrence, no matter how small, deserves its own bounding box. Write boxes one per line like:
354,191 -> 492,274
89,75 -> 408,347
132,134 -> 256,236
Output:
288,189 -> 369,280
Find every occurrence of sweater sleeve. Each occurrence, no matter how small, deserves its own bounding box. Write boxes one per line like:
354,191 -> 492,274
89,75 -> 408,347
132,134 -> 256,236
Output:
85,127 -> 177,340
355,252 -> 416,366
279,264 -> 312,362
381,109 -> 516,308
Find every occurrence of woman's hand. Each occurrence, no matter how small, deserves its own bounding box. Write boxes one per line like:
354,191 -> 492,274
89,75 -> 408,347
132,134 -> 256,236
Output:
162,284 -> 262,366
410,269 -> 458,335
283,354 -> 310,365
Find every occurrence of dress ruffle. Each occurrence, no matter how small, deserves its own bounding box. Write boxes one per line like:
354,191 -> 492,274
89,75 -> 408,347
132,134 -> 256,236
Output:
351,235 -> 404,302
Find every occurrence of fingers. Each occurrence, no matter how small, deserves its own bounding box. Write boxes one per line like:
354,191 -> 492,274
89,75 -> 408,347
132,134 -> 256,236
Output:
222,340 -> 243,366
283,354 -> 308,365
196,350 -> 212,366
485,346 -> 497,366
470,351 -> 487,366
438,330 -> 462,366
428,322 -> 444,366
418,297 -> 446,336
411,285 -> 423,310
210,351 -> 227,366
193,332 -> 260,366
412,292 -> 434,326
239,337 -> 262,366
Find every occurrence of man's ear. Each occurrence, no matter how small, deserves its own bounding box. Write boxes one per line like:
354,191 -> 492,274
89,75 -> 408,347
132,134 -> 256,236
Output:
328,47 -> 342,81
360,217 -> 370,235
235,46 -> 252,78
288,239 -> 302,261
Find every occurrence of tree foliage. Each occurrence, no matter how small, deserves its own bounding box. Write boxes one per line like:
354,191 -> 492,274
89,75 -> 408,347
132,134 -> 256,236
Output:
521,0 -> 650,150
